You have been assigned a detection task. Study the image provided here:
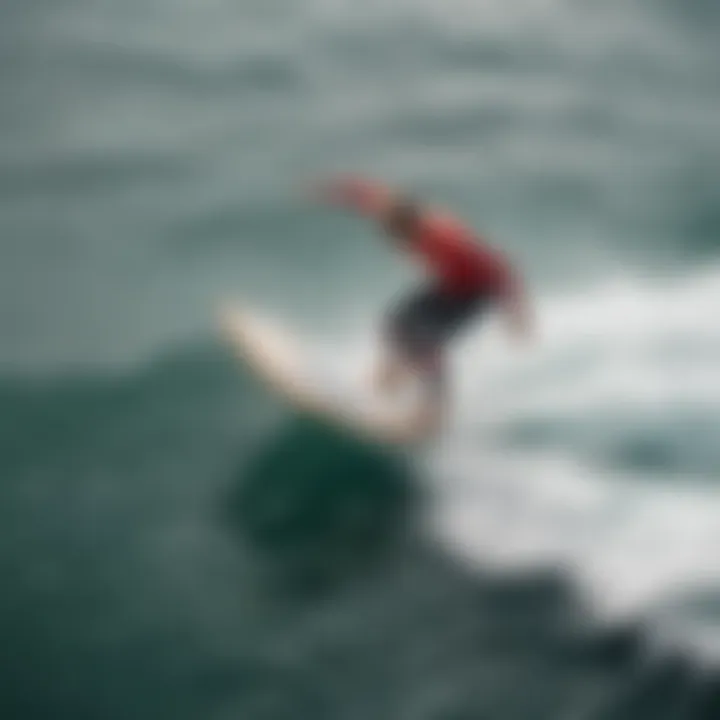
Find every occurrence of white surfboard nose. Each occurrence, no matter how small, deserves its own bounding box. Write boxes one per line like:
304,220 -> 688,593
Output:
219,303 -> 442,445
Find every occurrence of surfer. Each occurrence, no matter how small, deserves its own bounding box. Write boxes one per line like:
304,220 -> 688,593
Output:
314,175 -> 532,438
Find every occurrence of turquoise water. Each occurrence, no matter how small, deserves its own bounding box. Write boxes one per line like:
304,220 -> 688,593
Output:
2,1 -> 720,718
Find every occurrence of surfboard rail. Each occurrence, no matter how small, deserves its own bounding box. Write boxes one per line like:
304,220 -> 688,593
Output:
217,303 -> 440,445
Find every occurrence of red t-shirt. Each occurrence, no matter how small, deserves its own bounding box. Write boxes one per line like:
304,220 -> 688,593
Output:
411,215 -> 513,297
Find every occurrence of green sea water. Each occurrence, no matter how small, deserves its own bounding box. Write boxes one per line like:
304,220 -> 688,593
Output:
2,1 -> 720,718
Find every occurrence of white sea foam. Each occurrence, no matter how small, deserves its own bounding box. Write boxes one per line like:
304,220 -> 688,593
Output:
314,268 -> 720,660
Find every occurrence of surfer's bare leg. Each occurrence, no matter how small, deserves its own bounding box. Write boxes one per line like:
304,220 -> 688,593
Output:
372,348 -> 413,396
376,349 -> 447,440
412,358 -> 447,437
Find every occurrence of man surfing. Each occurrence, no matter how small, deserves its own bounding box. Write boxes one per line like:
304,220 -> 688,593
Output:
314,175 -> 533,438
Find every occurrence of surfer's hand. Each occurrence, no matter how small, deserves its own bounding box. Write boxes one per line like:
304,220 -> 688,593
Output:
502,297 -> 532,345
501,279 -> 534,347
507,313 -> 534,346
310,175 -> 394,218
310,175 -> 363,203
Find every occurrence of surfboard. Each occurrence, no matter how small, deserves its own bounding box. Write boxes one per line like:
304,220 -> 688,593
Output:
217,303 -> 437,445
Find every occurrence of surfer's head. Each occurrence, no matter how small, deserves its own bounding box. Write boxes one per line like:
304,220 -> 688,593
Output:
382,195 -> 423,241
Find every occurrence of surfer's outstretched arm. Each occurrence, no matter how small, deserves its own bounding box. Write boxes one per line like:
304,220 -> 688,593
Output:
501,271 -> 534,343
313,175 -> 460,236
313,175 -> 399,221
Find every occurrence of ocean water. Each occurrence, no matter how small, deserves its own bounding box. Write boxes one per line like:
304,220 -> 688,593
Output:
2,1 -> 720,718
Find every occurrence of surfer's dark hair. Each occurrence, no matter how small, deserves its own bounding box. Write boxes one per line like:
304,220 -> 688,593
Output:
386,195 -> 422,235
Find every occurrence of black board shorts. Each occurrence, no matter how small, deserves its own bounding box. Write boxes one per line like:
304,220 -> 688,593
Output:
384,283 -> 494,372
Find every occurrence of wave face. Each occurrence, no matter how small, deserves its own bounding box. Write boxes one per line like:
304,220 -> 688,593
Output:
2,0 -> 720,717
0,347 -> 719,719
